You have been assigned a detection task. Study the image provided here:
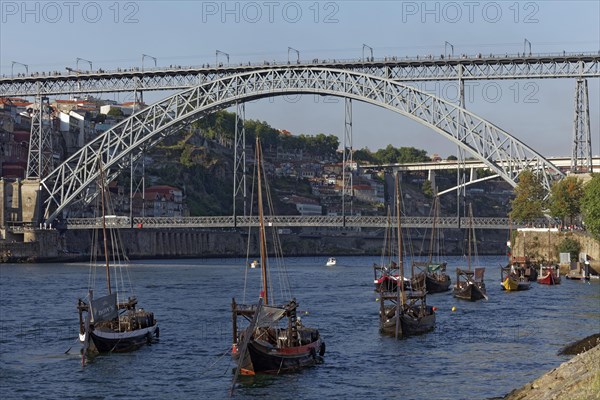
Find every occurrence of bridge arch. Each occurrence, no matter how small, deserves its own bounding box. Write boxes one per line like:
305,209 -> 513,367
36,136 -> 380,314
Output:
40,67 -> 563,222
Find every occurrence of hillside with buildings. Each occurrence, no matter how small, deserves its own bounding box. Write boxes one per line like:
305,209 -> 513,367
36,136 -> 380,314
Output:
1,97 -> 515,259
0,96 -> 515,220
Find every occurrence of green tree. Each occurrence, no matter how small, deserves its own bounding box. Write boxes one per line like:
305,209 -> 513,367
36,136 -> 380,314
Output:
353,147 -> 376,163
422,180 -> 434,198
106,107 -> 124,118
374,145 -> 431,164
549,176 -> 584,225
556,236 -> 581,260
509,170 -> 546,222
581,173 -> 600,239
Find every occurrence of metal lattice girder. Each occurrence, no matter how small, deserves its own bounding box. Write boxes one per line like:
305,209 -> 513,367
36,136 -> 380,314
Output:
233,102 -> 247,217
342,98 -> 353,216
2,53 -> 599,96
571,78 -> 593,173
26,96 -> 54,179
39,67 -> 564,223
62,215 -> 524,230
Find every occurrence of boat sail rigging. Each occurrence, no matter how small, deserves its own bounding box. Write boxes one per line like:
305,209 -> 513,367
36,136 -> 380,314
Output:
377,173 -> 435,338
411,197 -> 451,293
77,157 -> 159,365
453,204 -> 488,301
231,138 -> 325,382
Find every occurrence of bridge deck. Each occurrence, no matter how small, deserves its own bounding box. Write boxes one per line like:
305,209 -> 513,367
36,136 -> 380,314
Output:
10,215 -> 536,231
2,52 -> 598,96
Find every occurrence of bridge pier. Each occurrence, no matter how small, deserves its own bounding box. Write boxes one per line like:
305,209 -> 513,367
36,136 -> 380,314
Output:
1,178 -> 43,234
427,169 -> 436,194
470,167 -> 477,182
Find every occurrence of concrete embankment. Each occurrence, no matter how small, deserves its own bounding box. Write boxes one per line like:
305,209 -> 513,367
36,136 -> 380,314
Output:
512,230 -> 600,264
2,227 -> 508,262
503,336 -> 600,400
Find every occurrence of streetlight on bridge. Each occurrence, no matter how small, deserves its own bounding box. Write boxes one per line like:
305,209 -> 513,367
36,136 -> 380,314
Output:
444,41 -> 454,58
216,50 -> 229,66
524,39 -> 532,56
142,54 -> 157,71
76,57 -> 93,72
362,44 -> 373,62
11,61 -> 28,77
288,47 -> 300,64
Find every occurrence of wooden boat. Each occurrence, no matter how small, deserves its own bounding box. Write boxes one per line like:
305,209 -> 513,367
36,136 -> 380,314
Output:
231,138 -> 325,378
78,159 -> 158,365
377,174 -> 435,338
412,262 -> 451,293
326,257 -> 337,267
453,204 -> 488,301
373,262 -> 411,292
500,265 -> 530,291
373,209 -> 411,292
411,197 -> 451,293
454,268 -> 488,301
510,256 -> 538,281
537,264 -> 561,285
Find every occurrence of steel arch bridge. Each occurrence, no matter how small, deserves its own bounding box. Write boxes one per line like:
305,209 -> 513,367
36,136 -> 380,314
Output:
39,67 -> 564,223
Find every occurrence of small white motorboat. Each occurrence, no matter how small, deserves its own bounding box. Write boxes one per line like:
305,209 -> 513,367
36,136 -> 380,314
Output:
326,257 -> 337,267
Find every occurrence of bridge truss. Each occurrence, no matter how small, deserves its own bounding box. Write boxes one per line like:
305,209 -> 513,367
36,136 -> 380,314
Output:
1,53 -> 598,96
38,67 -> 564,223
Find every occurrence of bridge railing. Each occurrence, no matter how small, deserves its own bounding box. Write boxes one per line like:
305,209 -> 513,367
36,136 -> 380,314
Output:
3,51 -> 598,80
59,215 -> 528,230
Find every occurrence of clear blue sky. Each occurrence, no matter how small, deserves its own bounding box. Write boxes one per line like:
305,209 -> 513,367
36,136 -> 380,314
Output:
1,0 -> 599,157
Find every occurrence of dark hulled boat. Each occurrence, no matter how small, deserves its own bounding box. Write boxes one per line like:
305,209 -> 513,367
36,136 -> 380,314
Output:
78,295 -> 158,354
412,262 -> 451,293
231,138 -> 325,379
410,198 -> 451,294
453,204 -> 488,302
231,299 -> 324,375
379,291 -> 436,337
377,173 -> 435,339
453,268 -> 488,301
78,160 -> 158,364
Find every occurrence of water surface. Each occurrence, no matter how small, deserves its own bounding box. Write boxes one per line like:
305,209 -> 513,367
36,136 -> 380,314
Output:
1,256 -> 598,399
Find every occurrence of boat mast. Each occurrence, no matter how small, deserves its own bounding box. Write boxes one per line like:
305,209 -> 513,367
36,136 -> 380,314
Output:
98,157 -> 112,295
386,207 -> 392,266
396,173 -> 405,307
428,197 -> 439,264
467,203 -> 473,272
256,138 -> 269,305
508,215 -> 512,265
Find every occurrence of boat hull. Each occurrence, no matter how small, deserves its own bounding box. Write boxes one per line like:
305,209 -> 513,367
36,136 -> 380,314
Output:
538,267 -> 561,285
537,274 -> 561,285
453,282 -> 487,301
501,277 -> 530,291
88,324 -> 159,353
380,306 -> 436,337
413,273 -> 451,293
243,338 -> 324,374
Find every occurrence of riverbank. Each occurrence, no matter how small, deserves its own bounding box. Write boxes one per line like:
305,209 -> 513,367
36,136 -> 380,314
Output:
503,335 -> 600,400
2,227 -> 509,263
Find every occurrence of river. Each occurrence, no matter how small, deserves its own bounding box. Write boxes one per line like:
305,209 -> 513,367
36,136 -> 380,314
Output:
1,256 -> 598,399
